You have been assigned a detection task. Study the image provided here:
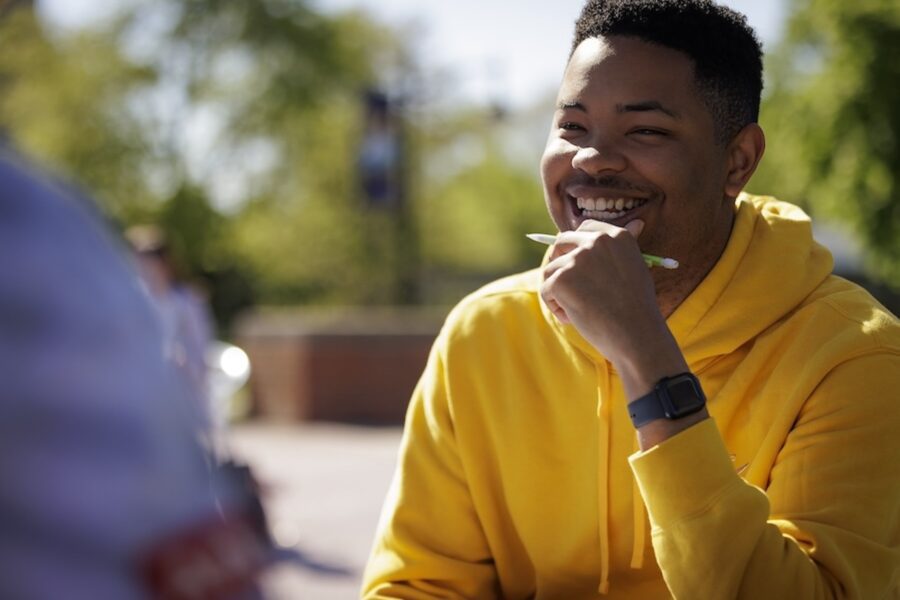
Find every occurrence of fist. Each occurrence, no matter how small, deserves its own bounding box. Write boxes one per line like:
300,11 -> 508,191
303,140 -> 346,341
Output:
540,219 -> 662,359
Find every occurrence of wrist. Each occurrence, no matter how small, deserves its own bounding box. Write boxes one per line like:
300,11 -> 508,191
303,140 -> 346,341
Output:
615,330 -> 688,401
627,370 -> 708,449
636,408 -> 709,450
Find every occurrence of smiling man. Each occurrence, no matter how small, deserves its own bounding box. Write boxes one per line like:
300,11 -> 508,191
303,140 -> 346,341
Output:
362,1 -> 900,598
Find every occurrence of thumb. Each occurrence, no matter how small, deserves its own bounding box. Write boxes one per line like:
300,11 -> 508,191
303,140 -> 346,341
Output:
624,219 -> 645,239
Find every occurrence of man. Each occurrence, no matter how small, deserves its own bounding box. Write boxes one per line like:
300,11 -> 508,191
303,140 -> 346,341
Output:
362,1 -> 900,598
126,224 -> 215,416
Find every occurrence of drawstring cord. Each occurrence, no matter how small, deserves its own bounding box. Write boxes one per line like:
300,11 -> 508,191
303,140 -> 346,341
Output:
631,436 -> 647,570
596,363 -> 648,595
595,362 -> 611,595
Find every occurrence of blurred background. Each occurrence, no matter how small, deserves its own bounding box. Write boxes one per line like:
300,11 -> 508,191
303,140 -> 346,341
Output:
1,0 -> 898,596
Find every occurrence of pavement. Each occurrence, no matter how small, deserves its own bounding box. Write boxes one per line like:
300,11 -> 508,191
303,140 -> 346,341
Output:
226,421 -> 404,599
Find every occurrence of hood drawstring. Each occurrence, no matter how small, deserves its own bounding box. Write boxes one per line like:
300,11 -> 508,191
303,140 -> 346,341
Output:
595,363 -> 648,595
595,362 -> 611,595
631,436 -> 647,570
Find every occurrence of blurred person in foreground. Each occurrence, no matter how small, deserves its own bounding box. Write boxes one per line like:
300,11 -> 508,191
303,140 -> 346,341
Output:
0,151 -> 272,599
362,1 -> 900,598
125,225 -> 215,422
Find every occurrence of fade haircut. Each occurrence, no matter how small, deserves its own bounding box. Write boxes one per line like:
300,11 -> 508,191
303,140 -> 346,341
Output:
572,0 -> 763,145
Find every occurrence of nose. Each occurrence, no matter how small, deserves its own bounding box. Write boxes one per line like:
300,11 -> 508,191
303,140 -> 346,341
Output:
571,139 -> 626,175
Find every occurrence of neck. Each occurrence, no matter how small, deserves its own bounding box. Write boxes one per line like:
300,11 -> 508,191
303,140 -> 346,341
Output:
654,206 -> 735,318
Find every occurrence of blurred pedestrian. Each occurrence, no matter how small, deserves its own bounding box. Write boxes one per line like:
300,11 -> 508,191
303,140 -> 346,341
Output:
0,151 -> 272,599
125,224 -> 215,423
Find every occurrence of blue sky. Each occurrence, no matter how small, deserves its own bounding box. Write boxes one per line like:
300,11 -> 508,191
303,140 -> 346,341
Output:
40,0 -> 787,108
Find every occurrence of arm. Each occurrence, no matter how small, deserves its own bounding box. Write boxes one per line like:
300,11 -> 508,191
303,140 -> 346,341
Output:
540,220 -> 900,597
362,336 -> 498,599
540,219 -> 709,449
630,354 -> 900,599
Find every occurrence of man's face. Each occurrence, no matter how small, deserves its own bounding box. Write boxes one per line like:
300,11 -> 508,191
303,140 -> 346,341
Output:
540,35 -> 734,272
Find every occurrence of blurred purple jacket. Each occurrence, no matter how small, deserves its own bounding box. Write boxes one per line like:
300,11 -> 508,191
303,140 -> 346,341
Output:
0,154 -> 237,599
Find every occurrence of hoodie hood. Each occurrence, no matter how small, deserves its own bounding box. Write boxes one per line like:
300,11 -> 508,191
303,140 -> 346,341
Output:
542,194 -> 835,372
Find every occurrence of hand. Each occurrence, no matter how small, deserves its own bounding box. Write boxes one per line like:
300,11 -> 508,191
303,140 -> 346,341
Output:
541,219 -> 657,355
540,219 -> 688,400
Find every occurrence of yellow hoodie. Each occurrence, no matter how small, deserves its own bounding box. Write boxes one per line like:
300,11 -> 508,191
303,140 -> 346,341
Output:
362,195 -> 900,599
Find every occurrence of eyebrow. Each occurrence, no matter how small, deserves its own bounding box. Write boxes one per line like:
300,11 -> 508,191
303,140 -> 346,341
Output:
557,99 -> 681,120
557,100 -> 587,111
618,100 -> 681,119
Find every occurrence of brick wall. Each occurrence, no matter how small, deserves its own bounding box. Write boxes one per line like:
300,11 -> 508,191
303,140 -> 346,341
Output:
235,309 -> 446,424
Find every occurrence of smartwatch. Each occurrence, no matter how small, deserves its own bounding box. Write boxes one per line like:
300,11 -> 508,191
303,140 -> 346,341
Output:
628,372 -> 706,428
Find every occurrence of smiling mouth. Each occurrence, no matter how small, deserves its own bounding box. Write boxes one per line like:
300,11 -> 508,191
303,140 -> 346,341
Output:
571,195 -> 649,221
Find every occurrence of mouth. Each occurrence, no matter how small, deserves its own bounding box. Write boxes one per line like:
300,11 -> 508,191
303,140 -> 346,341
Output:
568,194 -> 650,224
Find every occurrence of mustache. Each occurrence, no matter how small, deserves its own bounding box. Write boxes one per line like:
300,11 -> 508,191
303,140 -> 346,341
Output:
566,175 -> 659,197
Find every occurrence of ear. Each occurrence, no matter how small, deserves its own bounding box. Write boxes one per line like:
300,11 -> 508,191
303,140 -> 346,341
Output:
723,123 -> 766,198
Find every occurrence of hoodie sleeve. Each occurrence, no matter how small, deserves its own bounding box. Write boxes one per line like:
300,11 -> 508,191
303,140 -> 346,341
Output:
362,334 -> 499,599
629,353 -> 900,600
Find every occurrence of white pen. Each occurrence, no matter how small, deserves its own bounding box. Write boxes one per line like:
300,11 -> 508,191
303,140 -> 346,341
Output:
526,233 -> 680,269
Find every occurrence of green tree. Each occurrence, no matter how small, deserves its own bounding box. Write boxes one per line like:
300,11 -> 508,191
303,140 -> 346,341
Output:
133,0 -> 420,306
0,4 -> 154,218
749,0 -> 900,285
1,0 -> 557,316
0,0 -> 416,319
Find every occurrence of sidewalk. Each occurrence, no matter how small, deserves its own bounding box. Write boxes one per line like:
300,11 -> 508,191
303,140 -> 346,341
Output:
227,421 -> 403,599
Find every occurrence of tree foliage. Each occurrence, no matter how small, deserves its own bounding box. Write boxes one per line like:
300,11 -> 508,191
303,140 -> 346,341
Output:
0,0 -> 553,325
749,0 -> 900,285
0,6 -> 154,217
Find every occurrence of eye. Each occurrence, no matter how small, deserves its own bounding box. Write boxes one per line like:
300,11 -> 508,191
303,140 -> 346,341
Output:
630,128 -> 668,137
559,121 -> 585,132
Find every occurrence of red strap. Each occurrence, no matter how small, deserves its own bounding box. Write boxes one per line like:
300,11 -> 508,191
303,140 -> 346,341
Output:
138,511 -> 268,600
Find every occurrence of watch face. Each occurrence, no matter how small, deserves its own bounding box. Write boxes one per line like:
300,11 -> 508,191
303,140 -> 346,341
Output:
666,375 -> 706,415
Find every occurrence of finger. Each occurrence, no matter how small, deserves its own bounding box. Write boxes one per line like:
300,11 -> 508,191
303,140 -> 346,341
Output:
554,229 -> 599,248
548,230 -> 594,262
576,219 -> 620,233
548,241 -> 568,262
540,282 -> 570,324
542,250 -> 570,283
623,219 -> 645,239
541,266 -> 568,313
551,302 -> 570,324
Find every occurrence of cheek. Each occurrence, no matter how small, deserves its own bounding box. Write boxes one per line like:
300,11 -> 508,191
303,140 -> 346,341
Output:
540,138 -> 571,186
637,147 -> 714,216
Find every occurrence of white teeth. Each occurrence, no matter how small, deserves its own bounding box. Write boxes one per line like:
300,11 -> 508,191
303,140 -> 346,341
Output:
576,196 -> 647,216
583,210 -> 623,219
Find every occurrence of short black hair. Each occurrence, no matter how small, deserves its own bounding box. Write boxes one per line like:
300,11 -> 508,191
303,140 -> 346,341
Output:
572,0 -> 763,144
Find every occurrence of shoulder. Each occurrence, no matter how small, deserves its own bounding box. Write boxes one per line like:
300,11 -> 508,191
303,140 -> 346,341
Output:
446,268 -> 541,324
435,268 -> 546,352
794,280 -> 900,428
799,275 -> 900,355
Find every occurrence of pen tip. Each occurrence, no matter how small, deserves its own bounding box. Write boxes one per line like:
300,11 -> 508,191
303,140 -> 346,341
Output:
525,233 -> 557,245
661,258 -> 680,269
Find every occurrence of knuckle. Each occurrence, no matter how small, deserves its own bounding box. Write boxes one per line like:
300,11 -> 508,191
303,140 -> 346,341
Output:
540,279 -> 555,299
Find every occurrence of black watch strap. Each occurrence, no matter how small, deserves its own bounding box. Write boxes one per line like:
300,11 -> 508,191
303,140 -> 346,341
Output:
628,372 -> 706,428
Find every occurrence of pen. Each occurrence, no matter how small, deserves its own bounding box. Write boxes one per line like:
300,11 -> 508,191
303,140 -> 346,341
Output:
526,233 -> 680,270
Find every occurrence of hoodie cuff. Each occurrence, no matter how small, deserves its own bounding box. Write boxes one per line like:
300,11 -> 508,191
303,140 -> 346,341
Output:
628,418 -> 741,527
